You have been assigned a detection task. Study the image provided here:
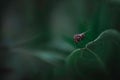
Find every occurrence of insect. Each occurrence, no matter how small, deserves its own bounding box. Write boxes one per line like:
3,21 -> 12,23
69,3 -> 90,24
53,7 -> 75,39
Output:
73,31 -> 88,43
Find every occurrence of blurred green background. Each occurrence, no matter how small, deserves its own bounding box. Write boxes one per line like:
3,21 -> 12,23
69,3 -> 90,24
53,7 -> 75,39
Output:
1,0 -> 120,80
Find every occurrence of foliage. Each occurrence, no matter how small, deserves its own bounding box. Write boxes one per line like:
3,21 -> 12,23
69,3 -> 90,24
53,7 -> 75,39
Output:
66,29 -> 120,80
1,0 -> 120,80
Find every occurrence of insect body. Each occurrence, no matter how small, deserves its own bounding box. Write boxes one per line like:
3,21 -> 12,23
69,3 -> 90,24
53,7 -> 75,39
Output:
74,33 -> 85,43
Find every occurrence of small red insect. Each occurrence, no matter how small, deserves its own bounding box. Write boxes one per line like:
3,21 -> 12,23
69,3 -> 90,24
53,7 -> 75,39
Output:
74,32 -> 86,43
74,33 -> 85,43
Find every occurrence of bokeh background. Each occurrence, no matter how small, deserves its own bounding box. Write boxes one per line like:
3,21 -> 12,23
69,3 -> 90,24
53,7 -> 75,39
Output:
1,0 -> 120,80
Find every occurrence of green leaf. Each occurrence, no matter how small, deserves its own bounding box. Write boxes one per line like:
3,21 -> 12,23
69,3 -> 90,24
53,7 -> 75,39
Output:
66,29 -> 120,80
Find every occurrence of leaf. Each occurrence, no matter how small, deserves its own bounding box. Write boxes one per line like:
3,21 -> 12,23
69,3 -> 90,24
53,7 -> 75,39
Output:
66,29 -> 120,80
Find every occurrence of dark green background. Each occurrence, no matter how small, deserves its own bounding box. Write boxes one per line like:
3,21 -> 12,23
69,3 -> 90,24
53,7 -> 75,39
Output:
0,0 -> 120,80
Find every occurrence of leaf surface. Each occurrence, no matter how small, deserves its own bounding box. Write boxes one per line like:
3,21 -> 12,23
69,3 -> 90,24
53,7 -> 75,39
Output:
66,29 -> 120,80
